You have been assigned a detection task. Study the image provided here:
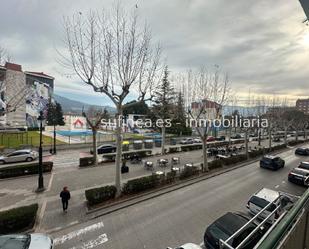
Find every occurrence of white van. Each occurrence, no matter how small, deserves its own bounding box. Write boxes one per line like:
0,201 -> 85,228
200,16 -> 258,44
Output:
246,188 -> 294,223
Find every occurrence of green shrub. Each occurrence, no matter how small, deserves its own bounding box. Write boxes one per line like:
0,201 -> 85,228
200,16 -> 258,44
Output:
103,150 -> 152,161
0,204 -> 38,234
208,160 -> 223,170
249,149 -> 264,158
288,140 -> 304,146
0,162 -> 53,179
221,155 -> 247,166
79,157 -> 95,167
122,175 -> 159,194
180,144 -> 202,152
85,185 -> 117,206
168,147 -> 180,153
165,170 -> 177,183
179,166 -> 199,179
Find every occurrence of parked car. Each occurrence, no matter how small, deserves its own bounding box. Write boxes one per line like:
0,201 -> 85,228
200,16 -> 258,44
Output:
298,161 -> 309,170
295,147 -> 309,156
288,168 -> 309,187
167,243 -> 202,249
260,155 -> 285,170
206,136 -> 216,142
91,144 -> 117,154
0,149 -> 38,164
230,134 -> 242,139
216,136 -> 226,141
180,138 -> 194,144
193,138 -> 202,143
246,188 -> 294,224
204,212 -> 267,249
0,234 -> 53,249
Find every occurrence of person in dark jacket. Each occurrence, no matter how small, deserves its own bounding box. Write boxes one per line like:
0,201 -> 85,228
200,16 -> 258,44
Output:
60,186 -> 71,212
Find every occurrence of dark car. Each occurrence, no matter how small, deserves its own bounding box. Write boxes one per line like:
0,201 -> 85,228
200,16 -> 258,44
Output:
295,147 -> 309,156
204,212 -> 267,249
91,144 -> 117,154
298,161 -> 309,170
260,155 -> 285,170
216,136 -> 226,141
230,134 -> 242,139
288,168 -> 309,187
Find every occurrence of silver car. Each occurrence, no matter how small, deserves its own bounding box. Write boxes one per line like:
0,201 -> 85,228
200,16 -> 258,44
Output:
167,243 -> 202,249
0,234 -> 53,249
0,149 -> 38,164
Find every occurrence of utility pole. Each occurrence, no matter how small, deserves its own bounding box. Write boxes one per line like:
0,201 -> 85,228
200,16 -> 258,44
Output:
37,111 -> 45,192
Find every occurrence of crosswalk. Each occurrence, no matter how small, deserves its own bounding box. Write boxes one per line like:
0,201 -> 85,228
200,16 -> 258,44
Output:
53,221 -> 108,249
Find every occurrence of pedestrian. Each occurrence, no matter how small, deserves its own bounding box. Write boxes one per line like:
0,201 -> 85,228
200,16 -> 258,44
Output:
60,186 -> 71,213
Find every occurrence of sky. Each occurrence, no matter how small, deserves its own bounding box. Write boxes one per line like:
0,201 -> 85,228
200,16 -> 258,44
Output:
0,0 -> 309,107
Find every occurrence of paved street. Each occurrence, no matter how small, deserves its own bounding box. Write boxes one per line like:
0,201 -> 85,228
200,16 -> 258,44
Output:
49,144 -> 307,249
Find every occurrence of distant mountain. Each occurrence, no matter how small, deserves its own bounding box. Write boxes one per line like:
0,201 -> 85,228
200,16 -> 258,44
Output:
223,105 -> 269,116
54,94 -> 116,114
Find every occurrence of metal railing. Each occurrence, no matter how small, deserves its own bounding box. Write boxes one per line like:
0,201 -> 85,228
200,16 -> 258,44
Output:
256,188 -> 309,249
219,194 -> 294,249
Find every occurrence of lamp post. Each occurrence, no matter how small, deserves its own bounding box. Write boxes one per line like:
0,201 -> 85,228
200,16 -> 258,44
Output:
37,110 -> 45,192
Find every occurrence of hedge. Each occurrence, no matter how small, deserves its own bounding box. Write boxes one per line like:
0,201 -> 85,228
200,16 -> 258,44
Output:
79,157 -> 95,167
208,160 -> 223,170
85,185 -> 117,206
179,166 -> 200,179
122,175 -> 159,194
104,150 -> 152,161
181,144 -> 203,151
0,203 -> 38,234
221,154 -> 248,166
0,161 -> 53,179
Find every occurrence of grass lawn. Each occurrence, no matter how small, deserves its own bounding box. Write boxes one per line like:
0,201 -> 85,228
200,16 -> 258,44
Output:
0,131 -> 66,149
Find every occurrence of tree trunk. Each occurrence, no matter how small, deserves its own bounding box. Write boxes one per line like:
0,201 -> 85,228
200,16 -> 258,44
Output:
284,127 -> 288,145
161,126 -> 166,155
115,106 -> 123,197
245,129 -> 249,159
258,128 -> 261,146
228,126 -> 232,146
202,138 -> 208,172
92,129 -> 98,165
268,126 -> 272,150
295,130 -> 298,142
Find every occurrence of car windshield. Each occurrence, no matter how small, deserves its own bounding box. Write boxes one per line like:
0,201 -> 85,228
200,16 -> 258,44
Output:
0,235 -> 30,249
249,196 -> 276,211
299,163 -> 309,170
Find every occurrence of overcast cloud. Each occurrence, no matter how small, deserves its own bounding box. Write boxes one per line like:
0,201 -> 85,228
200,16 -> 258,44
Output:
0,0 -> 308,106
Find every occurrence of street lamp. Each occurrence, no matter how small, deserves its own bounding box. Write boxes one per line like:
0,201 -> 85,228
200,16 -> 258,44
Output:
37,110 -> 45,192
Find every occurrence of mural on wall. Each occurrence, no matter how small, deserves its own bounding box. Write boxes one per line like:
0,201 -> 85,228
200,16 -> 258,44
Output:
0,81 -> 6,126
26,81 -> 50,127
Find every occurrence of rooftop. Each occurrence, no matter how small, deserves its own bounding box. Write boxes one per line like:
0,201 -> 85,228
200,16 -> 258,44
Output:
25,71 -> 54,80
4,62 -> 22,72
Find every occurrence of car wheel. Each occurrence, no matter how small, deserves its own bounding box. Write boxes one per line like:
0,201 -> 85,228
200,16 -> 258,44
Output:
26,157 -> 33,162
0,160 -> 5,165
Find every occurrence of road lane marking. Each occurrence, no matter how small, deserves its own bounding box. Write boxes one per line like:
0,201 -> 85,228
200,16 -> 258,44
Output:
53,221 -> 104,245
35,200 -> 47,232
47,172 -> 54,192
69,233 -> 108,249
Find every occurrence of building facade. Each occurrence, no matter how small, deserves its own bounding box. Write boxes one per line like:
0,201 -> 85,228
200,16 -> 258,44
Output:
296,99 -> 309,115
0,62 -> 54,128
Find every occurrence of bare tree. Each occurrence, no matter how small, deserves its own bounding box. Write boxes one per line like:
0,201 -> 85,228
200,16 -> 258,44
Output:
62,5 -> 162,195
182,66 -> 230,172
83,107 -> 109,165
